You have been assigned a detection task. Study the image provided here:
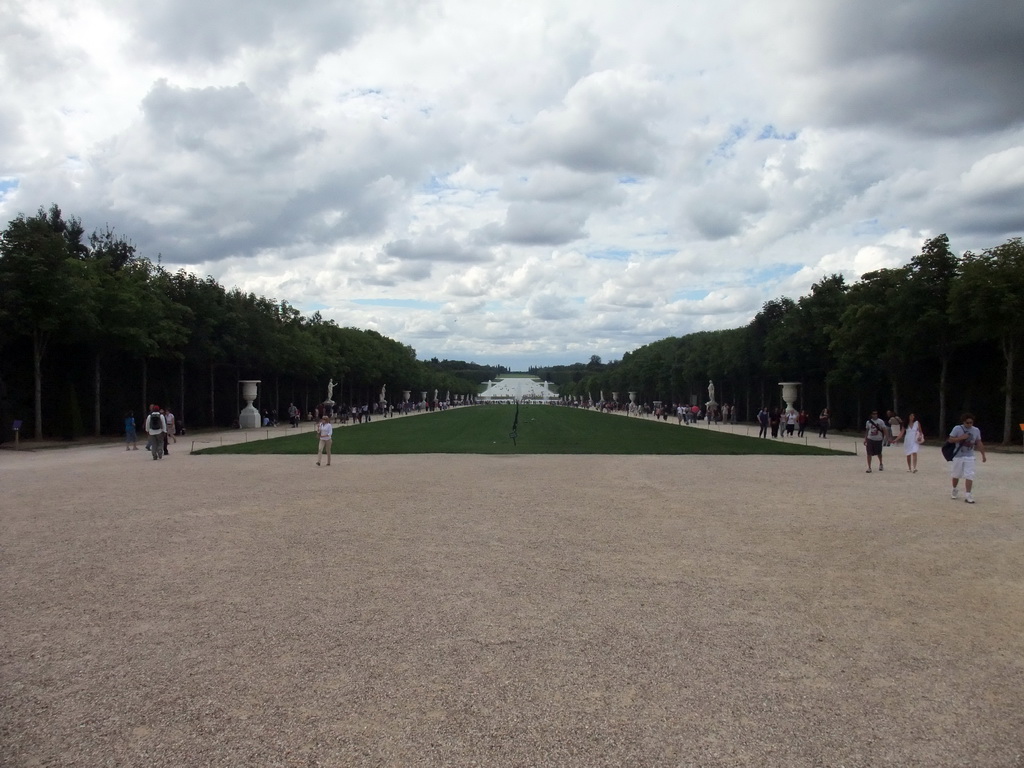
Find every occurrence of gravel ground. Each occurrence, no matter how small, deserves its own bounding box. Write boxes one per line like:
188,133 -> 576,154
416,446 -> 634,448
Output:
1,433 -> 1022,767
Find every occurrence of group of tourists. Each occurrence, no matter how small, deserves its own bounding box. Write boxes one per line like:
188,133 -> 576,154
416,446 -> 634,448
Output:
755,407 -> 814,438
863,409 -> 928,473
124,394 -> 991,504
124,405 -> 177,460
863,410 -> 988,504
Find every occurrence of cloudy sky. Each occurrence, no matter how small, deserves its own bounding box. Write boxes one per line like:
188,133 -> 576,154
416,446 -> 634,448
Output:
2,0 -> 1023,369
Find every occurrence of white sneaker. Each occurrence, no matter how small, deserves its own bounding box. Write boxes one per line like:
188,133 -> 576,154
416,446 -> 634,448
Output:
951,488 -> 959,500
965,494 -> 975,504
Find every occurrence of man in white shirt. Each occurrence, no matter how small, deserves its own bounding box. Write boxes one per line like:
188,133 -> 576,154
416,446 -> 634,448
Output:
948,413 -> 987,503
144,405 -> 167,461
864,410 -> 888,472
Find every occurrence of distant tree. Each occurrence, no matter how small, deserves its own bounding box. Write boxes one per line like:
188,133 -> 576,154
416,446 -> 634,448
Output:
83,227 -> 149,435
951,237 -> 1024,443
831,268 -> 910,412
0,205 -> 97,438
796,274 -> 848,412
904,235 -> 961,432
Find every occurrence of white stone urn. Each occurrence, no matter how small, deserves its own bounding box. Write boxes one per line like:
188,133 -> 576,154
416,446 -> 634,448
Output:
239,379 -> 262,428
779,381 -> 800,413
628,391 -> 637,404
611,392 -> 619,403
403,390 -> 411,403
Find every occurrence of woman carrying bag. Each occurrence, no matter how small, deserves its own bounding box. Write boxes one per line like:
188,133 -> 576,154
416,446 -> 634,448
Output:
894,413 -> 925,473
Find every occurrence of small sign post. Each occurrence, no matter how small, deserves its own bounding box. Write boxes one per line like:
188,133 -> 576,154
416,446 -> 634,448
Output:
12,419 -> 23,450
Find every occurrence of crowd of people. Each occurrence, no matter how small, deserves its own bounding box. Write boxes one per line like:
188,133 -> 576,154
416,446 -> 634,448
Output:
861,409 -> 987,501
591,399 -> 991,503
124,404 -> 181,460
125,396 -> 991,504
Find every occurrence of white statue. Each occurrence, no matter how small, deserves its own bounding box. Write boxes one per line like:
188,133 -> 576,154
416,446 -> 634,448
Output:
380,384 -> 386,403
707,379 -> 715,403
326,378 -> 336,402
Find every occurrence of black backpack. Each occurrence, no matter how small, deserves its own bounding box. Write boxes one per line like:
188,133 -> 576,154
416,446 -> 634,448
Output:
941,441 -> 959,462
149,412 -> 162,431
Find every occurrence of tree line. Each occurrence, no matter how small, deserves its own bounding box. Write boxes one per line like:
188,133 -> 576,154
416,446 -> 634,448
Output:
0,205 -> 503,441
2,204 -> 1021,443
541,235 -> 1023,443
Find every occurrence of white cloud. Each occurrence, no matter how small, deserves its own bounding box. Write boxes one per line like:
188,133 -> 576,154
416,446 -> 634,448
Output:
1,0 -> 1022,368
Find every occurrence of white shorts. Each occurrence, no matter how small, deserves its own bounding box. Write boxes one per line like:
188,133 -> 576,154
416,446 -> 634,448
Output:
951,455 -> 975,480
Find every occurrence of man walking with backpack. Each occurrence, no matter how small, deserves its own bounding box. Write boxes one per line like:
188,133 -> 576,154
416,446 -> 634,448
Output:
948,413 -> 987,503
144,405 -> 167,461
864,410 -> 888,472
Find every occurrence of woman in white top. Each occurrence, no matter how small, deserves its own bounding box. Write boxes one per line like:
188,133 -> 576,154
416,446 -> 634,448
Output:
894,413 -> 924,473
315,415 -> 334,466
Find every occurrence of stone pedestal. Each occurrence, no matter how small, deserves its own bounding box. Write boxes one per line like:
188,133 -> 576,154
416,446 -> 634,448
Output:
239,380 -> 262,429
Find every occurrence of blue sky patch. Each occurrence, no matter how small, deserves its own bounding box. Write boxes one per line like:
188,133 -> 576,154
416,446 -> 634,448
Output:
422,175 -> 451,193
709,123 -> 750,162
671,289 -> 710,302
748,263 -> 802,283
351,298 -> 442,310
588,248 -> 632,261
0,178 -> 18,196
757,124 -> 798,141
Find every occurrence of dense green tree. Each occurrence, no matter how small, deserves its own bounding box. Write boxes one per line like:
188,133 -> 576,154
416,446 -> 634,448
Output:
904,235 -> 961,433
82,228 -> 151,435
3,203 -> 1020,441
167,270 -> 232,425
951,237 -> 1024,443
793,275 -> 848,411
830,268 -> 911,413
0,205 -> 97,438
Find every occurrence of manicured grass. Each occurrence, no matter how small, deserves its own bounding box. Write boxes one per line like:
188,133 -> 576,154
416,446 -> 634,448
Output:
195,406 -> 851,456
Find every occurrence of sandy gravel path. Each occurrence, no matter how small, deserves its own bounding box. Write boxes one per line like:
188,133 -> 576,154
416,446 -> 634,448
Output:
2,431 -> 1022,767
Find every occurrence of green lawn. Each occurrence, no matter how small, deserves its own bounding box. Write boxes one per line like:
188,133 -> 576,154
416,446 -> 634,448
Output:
194,406 -> 850,456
